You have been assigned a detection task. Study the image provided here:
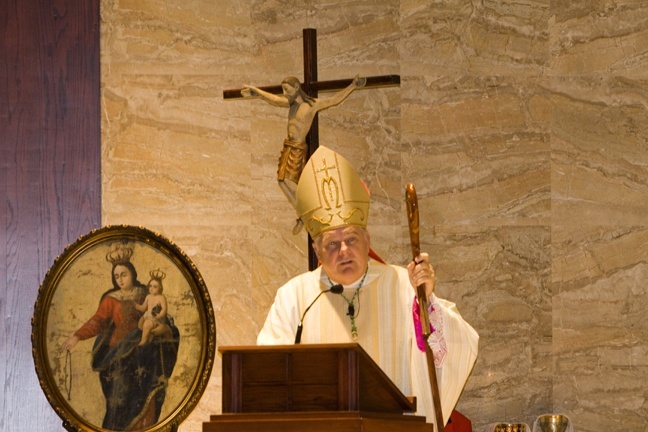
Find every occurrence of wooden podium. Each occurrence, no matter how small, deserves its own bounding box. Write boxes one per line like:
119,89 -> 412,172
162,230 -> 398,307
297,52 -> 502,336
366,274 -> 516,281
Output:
203,343 -> 434,432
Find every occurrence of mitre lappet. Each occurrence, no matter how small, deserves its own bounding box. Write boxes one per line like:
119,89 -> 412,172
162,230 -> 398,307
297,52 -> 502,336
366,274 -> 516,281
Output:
295,146 -> 370,239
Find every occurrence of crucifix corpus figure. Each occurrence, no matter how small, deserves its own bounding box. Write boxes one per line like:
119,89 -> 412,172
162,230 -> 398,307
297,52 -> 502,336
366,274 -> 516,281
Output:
241,75 -> 367,233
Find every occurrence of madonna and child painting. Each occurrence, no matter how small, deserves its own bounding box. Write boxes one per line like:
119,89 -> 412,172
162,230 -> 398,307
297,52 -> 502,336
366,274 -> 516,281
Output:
32,226 -> 215,432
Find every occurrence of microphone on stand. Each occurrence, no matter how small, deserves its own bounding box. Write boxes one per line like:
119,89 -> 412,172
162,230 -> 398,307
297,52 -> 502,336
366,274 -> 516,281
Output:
294,284 -> 344,344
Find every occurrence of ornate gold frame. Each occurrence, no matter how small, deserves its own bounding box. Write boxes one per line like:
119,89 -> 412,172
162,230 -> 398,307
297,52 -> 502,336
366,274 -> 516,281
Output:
32,225 -> 216,432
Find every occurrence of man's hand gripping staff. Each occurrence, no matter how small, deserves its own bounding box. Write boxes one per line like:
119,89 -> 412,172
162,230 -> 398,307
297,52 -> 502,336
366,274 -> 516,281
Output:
406,183 -> 445,432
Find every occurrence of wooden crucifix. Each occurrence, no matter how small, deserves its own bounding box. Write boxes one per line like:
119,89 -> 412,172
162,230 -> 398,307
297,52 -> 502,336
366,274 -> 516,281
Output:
223,28 -> 400,270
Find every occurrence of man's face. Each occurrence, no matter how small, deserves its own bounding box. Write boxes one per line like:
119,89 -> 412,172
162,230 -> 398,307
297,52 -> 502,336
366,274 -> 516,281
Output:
314,226 -> 370,286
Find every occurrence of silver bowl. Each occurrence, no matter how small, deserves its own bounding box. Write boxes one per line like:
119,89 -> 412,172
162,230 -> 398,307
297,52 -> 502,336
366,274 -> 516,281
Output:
536,414 -> 569,432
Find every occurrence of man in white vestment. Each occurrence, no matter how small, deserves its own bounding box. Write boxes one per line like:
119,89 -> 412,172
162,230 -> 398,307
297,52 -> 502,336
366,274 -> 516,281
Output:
257,146 -> 479,432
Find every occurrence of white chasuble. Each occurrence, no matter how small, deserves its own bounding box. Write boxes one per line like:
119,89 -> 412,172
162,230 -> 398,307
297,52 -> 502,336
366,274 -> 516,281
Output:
257,259 -> 479,431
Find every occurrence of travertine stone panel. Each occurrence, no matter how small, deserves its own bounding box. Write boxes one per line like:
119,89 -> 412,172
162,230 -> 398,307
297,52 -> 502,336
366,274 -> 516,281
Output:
551,76 -> 648,431
553,226 -> 648,432
552,77 -> 648,227
401,75 -> 551,227
400,0 -> 551,75
550,2 -> 648,76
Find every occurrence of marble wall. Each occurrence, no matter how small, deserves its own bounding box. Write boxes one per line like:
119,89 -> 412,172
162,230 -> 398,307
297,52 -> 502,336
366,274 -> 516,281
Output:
101,1 -> 648,431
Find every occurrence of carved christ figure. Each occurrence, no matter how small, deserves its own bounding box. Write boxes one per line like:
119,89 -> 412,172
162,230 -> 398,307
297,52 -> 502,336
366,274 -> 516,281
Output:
241,75 -> 367,220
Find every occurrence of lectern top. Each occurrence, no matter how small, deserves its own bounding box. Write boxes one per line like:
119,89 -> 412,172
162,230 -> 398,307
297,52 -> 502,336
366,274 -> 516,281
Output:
219,343 -> 416,414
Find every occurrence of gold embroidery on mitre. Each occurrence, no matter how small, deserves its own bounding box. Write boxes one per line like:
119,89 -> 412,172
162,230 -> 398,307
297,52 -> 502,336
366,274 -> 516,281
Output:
321,177 -> 340,210
337,207 -> 365,222
295,146 -> 370,238
310,213 -> 335,226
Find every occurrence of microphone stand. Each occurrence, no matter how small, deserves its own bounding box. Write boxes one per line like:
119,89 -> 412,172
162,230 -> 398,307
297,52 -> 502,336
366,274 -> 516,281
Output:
295,284 -> 343,344
406,183 -> 445,432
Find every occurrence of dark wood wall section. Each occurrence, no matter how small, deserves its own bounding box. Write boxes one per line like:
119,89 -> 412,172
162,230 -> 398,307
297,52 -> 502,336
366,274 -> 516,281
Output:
1,0 -> 101,429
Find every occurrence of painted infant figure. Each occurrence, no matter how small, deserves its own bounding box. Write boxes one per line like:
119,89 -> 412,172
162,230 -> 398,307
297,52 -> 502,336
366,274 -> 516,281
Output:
135,270 -> 168,346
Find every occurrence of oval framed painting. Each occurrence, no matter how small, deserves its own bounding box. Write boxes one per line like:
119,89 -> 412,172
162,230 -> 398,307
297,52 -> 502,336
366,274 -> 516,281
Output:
32,225 -> 216,432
